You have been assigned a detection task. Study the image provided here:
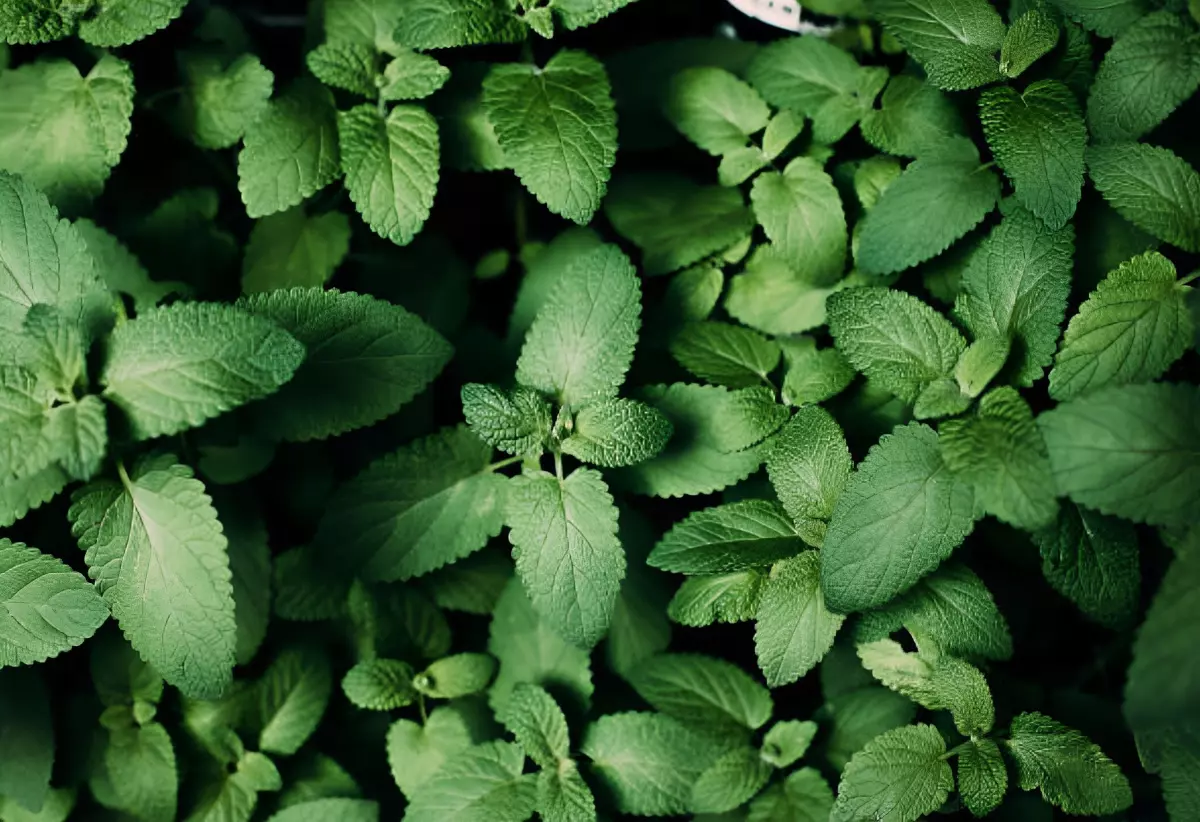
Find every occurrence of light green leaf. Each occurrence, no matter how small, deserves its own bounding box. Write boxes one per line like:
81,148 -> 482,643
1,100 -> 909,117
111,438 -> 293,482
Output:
307,43 -> 378,98
725,246 -> 841,337
105,722 -> 177,822
832,724 -> 954,822
762,108 -> 806,160
185,751 -> 282,822
1039,382 -> 1200,526
238,80 -> 341,219
627,652 -> 772,732
404,741 -> 537,822
927,656 -> 995,735
393,0 -> 526,49
761,719 -> 818,768
74,219 -> 177,312
582,712 -> 723,816
780,339 -> 856,407
0,466 -> 68,529
755,551 -> 845,687
0,55 -> 133,212
691,745 -> 774,814
501,683 -> 570,768
860,75 -> 964,158
77,0 -> 187,46
750,158 -> 847,285
508,467 -> 625,648
551,0 -> 639,29
648,266 -> 724,341
462,384 -> 551,458
1050,251 -> 1193,400
242,208 -> 351,294
767,406 -> 852,547
824,687 -> 917,772
748,767 -> 833,822
101,301 -> 305,440
1000,8 -> 1059,77
827,287 -> 966,405
649,500 -> 806,575
821,423 -> 976,613
417,654 -> 496,700
912,377 -> 971,420
240,287 -> 451,441
604,172 -> 755,276
379,50 -> 451,100
0,539 -> 108,668
387,704 -> 487,799
484,50 -> 617,224
1005,712 -> 1133,815
1087,142 -> 1200,252
667,571 -> 765,627
258,644 -> 333,755
0,2 -> 80,44
69,456 -> 234,699
324,0 -> 403,51
561,398 -> 672,468
954,335 -> 1010,398
537,765 -> 596,822
957,738 -> 1008,817
517,243 -> 640,408
342,659 -> 415,711
264,798 -> 378,822
980,81 -> 1085,230
665,67 -> 769,156
311,426 -> 507,581
719,146 -> 769,187
179,53 -> 274,150
870,0 -> 1006,90
670,321 -> 781,390
0,787 -> 74,822
1087,12 -> 1200,145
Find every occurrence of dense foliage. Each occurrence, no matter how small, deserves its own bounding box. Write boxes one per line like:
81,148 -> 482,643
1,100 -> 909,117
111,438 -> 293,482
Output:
0,0 -> 1197,821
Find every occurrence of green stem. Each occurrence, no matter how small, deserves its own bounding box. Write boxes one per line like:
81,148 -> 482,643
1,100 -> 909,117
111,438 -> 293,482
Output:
488,455 -> 524,473
554,450 -> 564,482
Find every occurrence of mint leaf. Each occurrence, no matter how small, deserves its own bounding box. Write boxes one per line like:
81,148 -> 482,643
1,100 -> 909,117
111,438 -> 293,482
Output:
311,426 -> 507,582
832,724 -> 954,822
517,243 -> 639,408
627,652 -> 772,731
69,456 -> 235,698
258,644 -> 333,754
667,571 -> 765,627
561,398 -> 672,467
0,2 -> 79,44
0,538 -> 108,667
484,51 -> 617,224
761,719 -> 818,768
324,0 -> 404,51
393,0 -> 526,50
980,81 -> 1085,230
1051,0 -> 1149,36
957,738 -> 1008,817
1087,142 -> 1200,252
665,67 -> 770,156
755,552 -> 846,687
342,659 -> 415,711
77,0 -> 187,47
691,745 -> 774,814
780,338 -> 856,406
537,765 -> 596,822
824,687 -> 917,771
766,406 -> 853,547
1039,382 -> 1200,527
1087,12 -> 1200,145
607,517 -> 672,677
404,741 -> 536,822
238,80 -> 341,219
462,384 -> 552,457
822,423 -> 976,613
0,466 -> 68,529
856,137 -> 1000,275
1000,8 -> 1059,77
827,287 -> 967,405
501,683 -> 570,768
307,43 -> 378,98
1049,251 -> 1193,400
178,53 -> 274,150
242,208 -> 351,294
380,50 -> 451,100
101,301 -> 304,440
417,654 -> 496,700
861,75 -> 964,158
670,321 -> 781,389
750,158 -> 847,285
0,667 -> 52,813
266,798 -> 378,822
508,467 -> 625,648
551,0 -> 640,29
104,722 -> 178,822
725,246 -> 841,336
749,767 -> 834,822
387,704 -> 485,799
240,287 -> 451,441
1005,712 -> 1133,815
869,0 -> 1006,90
74,218 -> 178,312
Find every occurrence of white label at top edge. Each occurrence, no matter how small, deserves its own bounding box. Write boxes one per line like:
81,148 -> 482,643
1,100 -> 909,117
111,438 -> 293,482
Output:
725,0 -> 804,31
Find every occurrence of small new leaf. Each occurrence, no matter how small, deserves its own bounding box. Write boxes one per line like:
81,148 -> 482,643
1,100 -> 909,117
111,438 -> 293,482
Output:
342,659 -> 415,711
561,399 -> 672,468
462,384 -> 552,457
501,683 -> 570,768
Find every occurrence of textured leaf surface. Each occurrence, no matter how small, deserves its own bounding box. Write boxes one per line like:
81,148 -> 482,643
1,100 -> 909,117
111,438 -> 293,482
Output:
393,0 -> 526,49
258,644 -> 333,754
665,67 -> 769,156
462,384 -> 551,457
501,683 -> 570,768
388,704 -> 484,799
650,500 -> 806,575
105,722 -> 177,822
691,745 -> 774,814
403,741 -> 535,822
77,0 -> 187,46
1000,8 -> 1059,77
667,571 -> 765,627
860,75 -> 964,158
750,158 -> 847,285
179,53 -> 274,150
670,321 -> 781,389
242,208 -> 351,294
342,659 -> 414,711
562,399 -> 672,468
767,407 -> 852,547
1005,712 -> 1133,815
755,552 -> 845,688
957,738 -> 1008,817
380,51 -> 451,101
869,0 -> 1005,90
1087,142 -> 1200,252
725,247 -> 840,336
832,724 -> 954,822
627,652 -> 773,731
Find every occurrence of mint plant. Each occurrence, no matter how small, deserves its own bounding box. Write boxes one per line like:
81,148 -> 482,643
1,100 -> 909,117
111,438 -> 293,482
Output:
2,0 -> 1198,821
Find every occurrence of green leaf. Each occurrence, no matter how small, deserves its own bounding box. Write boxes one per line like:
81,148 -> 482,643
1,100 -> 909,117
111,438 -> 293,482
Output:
604,172 -> 755,276
781,339 -> 856,407
379,50 -> 451,100
762,109 -> 805,157
979,81 -> 1085,230
551,0 -> 639,29
324,0 -> 403,51
957,738 -> 1008,817
761,719 -> 818,768
0,538 -> 108,667
0,466 -> 68,529
821,423 -> 976,613
648,266 -> 724,341
1039,382 -> 1200,526
940,387 -> 1057,531
649,500 -> 806,575
0,787 -> 73,822
607,517 -> 672,677
670,321 -> 781,389
860,75 -> 964,158
342,659 -> 415,711
627,652 -> 772,732
105,722 -> 177,822
220,503 -> 271,666
869,0 -> 1005,90
77,0 -> 187,46
824,687 -> 917,772
537,765 -> 596,822
488,579 -> 594,714
1087,13 -> 1200,145
562,398 -> 672,468
422,552 -> 511,617
856,137 -> 1000,275
827,287 -> 966,405
691,745 -> 774,814
74,219 -> 178,312
517,243 -> 639,408
767,406 -> 852,548
0,667 -> 52,814
307,43 -> 377,98
417,653 -> 497,700
69,456 -> 235,699
582,712 -> 723,816
312,426 -> 507,581
186,751 -> 282,822
667,571 -> 765,627
928,656 -> 995,735
239,287 -> 451,441
178,53 -> 274,150
101,301 -> 304,440
258,644 -> 333,754
1050,251 -> 1193,400
911,377 -> 971,420
265,798 -> 378,822
665,67 -> 769,156
238,80 -> 341,219
750,158 -> 847,285
242,208 -> 351,294
1005,712 -> 1133,815
1088,142 -> 1200,252
955,335 -> 1010,398
832,724 -> 954,822
1032,504 -> 1140,629
1000,8 -> 1059,77
462,384 -> 552,457
0,55 -> 133,212
725,246 -> 841,337
507,467 -> 625,648
501,683 -> 570,768
484,51 -> 616,224
748,767 -> 834,822
0,2 -> 80,44
1051,0 -> 1149,36
955,207 -> 1074,384
755,552 -> 845,688
387,704 -> 487,799
404,741 -> 537,822
393,0 -> 526,49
